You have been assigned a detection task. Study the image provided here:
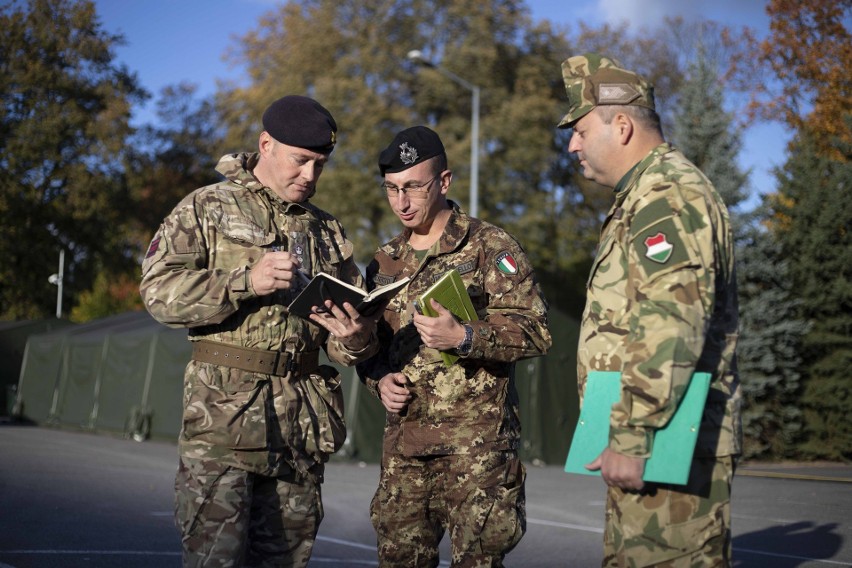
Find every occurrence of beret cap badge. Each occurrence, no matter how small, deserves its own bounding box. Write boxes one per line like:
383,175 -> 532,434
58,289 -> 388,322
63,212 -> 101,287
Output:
378,125 -> 446,175
399,142 -> 419,165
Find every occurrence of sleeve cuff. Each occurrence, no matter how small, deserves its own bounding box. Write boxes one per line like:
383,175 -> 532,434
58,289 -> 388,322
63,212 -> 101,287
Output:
228,266 -> 256,301
464,321 -> 490,359
329,330 -> 379,365
363,377 -> 382,399
608,424 -> 653,458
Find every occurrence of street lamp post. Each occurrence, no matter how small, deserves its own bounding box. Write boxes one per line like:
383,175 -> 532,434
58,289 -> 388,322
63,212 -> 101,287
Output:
48,249 -> 64,319
407,50 -> 480,218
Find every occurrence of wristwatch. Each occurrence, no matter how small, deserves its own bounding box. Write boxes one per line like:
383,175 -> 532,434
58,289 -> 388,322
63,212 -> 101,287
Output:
456,324 -> 474,357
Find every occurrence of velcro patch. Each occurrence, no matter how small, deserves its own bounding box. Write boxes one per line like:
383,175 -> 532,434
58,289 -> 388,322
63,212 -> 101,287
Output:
633,218 -> 689,277
145,236 -> 161,259
374,273 -> 395,287
495,251 -> 518,275
598,83 -> 640,105
456,260 -> 477,275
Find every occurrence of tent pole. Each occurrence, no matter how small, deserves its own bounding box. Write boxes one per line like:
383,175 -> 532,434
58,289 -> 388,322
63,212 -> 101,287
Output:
88,335 -> 111,429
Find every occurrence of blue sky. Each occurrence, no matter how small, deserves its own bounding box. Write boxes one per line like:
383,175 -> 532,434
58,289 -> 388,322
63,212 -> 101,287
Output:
93,0 -> 785,203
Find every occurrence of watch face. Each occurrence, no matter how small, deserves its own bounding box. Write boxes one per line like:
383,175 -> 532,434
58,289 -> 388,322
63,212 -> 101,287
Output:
458,325 -> 473,355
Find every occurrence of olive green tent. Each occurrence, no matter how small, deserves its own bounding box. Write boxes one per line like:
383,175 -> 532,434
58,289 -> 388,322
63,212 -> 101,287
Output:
14,311 -> 187,439
0,319 -> 75,416
14,309 -> 580,464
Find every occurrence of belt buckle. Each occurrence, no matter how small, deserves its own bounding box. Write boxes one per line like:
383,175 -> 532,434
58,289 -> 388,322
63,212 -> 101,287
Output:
274,351 -> 296,376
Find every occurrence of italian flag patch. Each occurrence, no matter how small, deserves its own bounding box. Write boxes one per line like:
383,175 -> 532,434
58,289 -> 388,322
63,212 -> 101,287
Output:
496,251 -> 518,274
644,232 -> 673,263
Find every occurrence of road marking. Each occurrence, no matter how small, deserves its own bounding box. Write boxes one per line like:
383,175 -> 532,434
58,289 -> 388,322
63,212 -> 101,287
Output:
315,536 -> 449,566
526,517 -> 851,565
738,470 -> 852,483
316,535 -> 377,552
527,517 -> 604,533
3,534 -> 847,567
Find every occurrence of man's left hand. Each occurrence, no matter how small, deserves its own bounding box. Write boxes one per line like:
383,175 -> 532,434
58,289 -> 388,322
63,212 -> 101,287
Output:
586,448 -> 646,491
309,300 -> 376,351
413,299 -> 465,351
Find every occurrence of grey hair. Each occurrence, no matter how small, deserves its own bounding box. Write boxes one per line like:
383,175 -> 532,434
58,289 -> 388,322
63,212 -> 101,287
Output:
595,105 -> 663,136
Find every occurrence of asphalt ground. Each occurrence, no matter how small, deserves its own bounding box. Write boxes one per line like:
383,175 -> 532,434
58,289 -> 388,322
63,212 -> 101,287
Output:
0,425 -> 850,567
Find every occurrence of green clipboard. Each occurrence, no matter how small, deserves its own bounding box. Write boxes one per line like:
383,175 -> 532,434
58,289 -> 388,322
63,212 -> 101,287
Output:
564,371 -> 711,485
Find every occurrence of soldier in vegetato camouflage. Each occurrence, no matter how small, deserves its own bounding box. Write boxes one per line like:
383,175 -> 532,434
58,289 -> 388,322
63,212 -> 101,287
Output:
557,53 -> 742,567
356,126 -> 552,567
139,95 -> 379,568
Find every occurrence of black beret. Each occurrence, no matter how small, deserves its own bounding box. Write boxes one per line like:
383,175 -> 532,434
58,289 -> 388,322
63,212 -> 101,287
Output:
378,125 -> 445,175
262,95 -> 338,154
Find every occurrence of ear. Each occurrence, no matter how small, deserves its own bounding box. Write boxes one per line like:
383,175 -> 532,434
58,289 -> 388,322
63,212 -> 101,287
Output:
258,131 -> 275,156
439,170 -> 453,196
614,113 -> 634,145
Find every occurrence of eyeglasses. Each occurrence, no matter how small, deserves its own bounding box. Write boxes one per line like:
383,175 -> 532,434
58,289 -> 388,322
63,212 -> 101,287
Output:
381,173 -> 441,199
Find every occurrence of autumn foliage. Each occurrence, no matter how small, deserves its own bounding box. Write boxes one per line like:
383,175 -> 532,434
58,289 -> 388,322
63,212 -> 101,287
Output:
739,0 -> 851,158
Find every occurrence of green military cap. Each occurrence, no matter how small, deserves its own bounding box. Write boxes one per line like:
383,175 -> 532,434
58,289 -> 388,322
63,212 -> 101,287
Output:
557,53 -> 655,129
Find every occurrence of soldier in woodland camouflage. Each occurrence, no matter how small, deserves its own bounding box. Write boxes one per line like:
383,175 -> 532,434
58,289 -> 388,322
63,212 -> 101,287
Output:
558,54 -> 742,567
140,95 -> 378,568
357,126 -> 552,567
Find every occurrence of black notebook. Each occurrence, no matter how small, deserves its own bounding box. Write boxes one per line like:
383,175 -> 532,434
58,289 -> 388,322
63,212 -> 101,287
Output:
288,272 -> 410,318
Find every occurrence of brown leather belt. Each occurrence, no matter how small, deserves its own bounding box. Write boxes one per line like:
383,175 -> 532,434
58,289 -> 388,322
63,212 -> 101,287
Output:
191,339 -> 320,377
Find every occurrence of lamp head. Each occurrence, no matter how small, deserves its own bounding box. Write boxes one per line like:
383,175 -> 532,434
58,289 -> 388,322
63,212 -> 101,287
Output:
407,50 -> 433,67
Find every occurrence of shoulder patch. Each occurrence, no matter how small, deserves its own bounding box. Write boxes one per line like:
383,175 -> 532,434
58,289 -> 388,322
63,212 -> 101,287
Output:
633,218 -> 689,276
495,251 -> 518,275
145,236 -> 161,258
644,232 -> 674,263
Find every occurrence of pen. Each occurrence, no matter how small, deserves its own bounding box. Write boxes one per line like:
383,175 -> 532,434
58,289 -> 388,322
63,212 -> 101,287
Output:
295,269 -> 311,286
269,245 -> 311,286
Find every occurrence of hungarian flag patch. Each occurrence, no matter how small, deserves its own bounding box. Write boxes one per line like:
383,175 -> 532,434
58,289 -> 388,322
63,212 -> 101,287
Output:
644,233 -> 673,263
496,251 -> 518,274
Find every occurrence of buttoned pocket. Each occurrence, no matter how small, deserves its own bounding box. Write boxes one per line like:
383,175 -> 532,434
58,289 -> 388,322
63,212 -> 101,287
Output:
181,361 -> 269,450
299,365 -> 346,458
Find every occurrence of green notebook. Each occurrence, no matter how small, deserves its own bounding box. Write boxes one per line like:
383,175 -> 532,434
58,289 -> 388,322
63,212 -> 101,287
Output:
414,269 -> 478,367
564,371 -> 712,486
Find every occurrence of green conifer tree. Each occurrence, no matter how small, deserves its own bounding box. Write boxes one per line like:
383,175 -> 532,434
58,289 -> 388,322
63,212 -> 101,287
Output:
773,123 -> 852,460
735,216 -> 809,458
672,52 -> 808,459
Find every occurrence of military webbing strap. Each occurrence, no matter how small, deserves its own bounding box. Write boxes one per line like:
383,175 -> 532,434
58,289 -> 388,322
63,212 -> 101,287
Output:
191,339 -> 320,377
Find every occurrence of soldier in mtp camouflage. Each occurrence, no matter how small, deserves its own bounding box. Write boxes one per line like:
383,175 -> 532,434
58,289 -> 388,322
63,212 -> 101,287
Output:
139,95 -> 379,568
356,126 -> 552,567
557,54 -> 742,567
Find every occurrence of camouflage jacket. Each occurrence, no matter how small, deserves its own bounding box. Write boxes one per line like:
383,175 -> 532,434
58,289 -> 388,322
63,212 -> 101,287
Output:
578,143 -> 742,459
357,203 -> 552,457
140,152 -> 377,476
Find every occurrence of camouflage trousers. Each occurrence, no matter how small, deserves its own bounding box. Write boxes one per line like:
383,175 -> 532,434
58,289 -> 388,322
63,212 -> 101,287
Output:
174,455 -> 323,568
603,455 -> 736,568
370,450 -> 526,568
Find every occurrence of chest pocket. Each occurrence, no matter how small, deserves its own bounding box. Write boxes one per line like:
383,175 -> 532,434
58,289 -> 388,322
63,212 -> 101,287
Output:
209,210 -> 275,267
312,231 -> 354,277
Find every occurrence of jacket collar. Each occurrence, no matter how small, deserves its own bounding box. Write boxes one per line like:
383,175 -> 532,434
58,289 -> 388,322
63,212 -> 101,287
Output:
379,200 -> 471,260
215,152 -> 317,216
